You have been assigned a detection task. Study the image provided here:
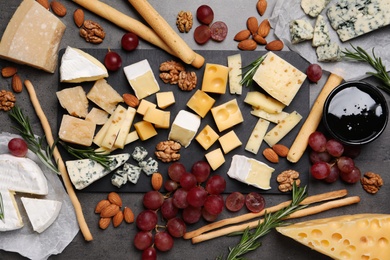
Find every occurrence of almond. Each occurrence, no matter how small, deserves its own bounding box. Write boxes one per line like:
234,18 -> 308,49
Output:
123,207 -> 134,223
108,192 -> 122,207
123,93 -> 139,108
237,39 -> 257,51
94,199 -> 111,213
263,147 -> 279,163
265,40 -> 284,51
234,30 -> 251,41
73,9 -> 85,28
257,0 -> 268,16
1,66 -> 17,78
112,211 -> 124,227
36,0 -> 50,10
99,217 -> 111,229
100,203 -> 120,218
246,17 -> 259,35
253,34 -> 267,45
12,74 -> 23,93
272,144 -> 289,157
257,19 -> 271,38
151,172 -> 163,191
50,1 -> 67,17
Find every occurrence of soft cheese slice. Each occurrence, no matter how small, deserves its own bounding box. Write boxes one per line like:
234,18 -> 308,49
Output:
60,46 -> 108,83
245,118 -> 270,154
56,86 -> 89,118
227,54 -> 243,95
276,214 -> 390,260
252,52 -> 307,106
168,110 -> 201,148
87,79 -> 123,114
0,0 -> 66,73
66,153 -> 130,190
312,15 -> 330,47
0,154 -> 48,231
244,91 -> 285,114
301,0 -> 331,18
21,197 -> 62,233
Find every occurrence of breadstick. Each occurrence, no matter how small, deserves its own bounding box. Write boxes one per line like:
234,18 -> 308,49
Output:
287,73 -> 343,163
24,80 -> 93,241
184,189 -> 347,239
191,196 -> 360,244
128,0 -> 205,68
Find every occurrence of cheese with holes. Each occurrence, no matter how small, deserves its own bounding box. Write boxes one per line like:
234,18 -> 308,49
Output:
58,115 -> 96,147
211,99 -> 244,132
0,0 -> 66,73
276,214 -> 390,260
60,46 -> 108,82
0,154 -> 48,231
187,90 -> 215,118
56,86 -> 89,118
169,110 -> 201,148
252,52 -> 307,106
21,197 -> 62,233
227,54 -> 243,95
196,125 -> 219,150
87,79 -> 123,114
264,111 -> 302,147
201,63 -> 229,94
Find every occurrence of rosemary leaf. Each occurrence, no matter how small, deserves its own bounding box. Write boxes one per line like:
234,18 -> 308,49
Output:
0,192 -> 4,222
240,54 -> 267,88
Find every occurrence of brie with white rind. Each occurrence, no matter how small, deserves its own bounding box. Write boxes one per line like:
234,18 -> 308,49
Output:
60,46 -> 108,83
21,197 -> 62,233
0,154 -> 48,231
168,110 -> 201,148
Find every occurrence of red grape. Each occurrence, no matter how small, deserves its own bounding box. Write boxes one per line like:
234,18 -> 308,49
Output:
166,217 -> 186,238
309,150 -> 332,164
196,5 -> 214,25
245,192 -> 265,213
326,139 -> 344,157
168,162 -> 186,182
191,161 -> 211,183
225,192 -> 245,212
154,231 -> 174,252
308,131 -> 327,152
143,191 -> 164,210
136,210 -> 158,231
164,180 -> 178,192
205,175 -> 226,195
203,194 -> 224,215
161,198 -> 179,220
186,186 -> 208,207
340,166 -> 361,184
8,138 -> 28,157
210,21 -> 228,42
310,161 -> 331,180
179,172 -> 197,190
172,188 -> 188,209
182,205 -> 202,224
142,247 -> 157,260
194,25 -> 211,45
121,32 -> 139,51
134,231 -> 153,250
202,207 -> 218,222
337,156 -> 355,173
323,164 -> 340,183
104,50 -> 122,71
306,64 -> 323,83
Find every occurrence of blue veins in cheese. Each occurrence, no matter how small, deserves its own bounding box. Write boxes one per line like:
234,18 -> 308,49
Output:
227,155 -> 274,190
111,169 -> 128,188
111,163 -> 142,187
289,19 -> 314,44
132,146 -> 148,162
312,15 -> 331,47
139,157 -> 159,176
327,0 -> 390,42
66,153 -> 130,190
316,42 -> 342,62
301,0 -> 331,17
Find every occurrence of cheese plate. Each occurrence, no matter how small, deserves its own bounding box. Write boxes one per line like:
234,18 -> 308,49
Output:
57,48 -> 310,194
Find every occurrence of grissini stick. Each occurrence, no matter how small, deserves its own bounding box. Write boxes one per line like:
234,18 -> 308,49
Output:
24,80 -> 93,241
128,0 -> 205,68
287,73 -> 343,163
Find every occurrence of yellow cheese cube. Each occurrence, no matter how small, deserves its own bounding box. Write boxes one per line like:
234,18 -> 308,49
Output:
211,99 -> 244,132
154,112 -> 170,129
205,148 -> 225,171
137,99 -> 156,115
143,107 -> 170,126
195,125 -> 219,150
201,63 -> 229,94
134,121 -> 157,141
218,130 -> 242,154
187,90 -> 215,118
156,91 -> 175,109
58,115 -> 96,147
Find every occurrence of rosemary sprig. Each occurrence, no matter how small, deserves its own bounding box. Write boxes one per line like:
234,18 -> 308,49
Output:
59,141 -> 111,169
343,45 -> 390,94
239,54 -> 267,88
0,192 -> 4,222
9,106 -> 59,174
225,183 -> 308,260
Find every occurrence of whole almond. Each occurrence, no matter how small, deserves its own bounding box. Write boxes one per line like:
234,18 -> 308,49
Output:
263,147 -> 279,163
108,192 -> 122,207
257,0 -> 268,16
99,217 -> 111,229
123,207 -> 134,223
112,211 -> 124,227
100,203 -> 120,218
253,34 -> 267,45
73,9 -> 85,27
265,40 -> 284,51
151,172 -> 163,191
37,0 -> 50,10
246,17 -> 259,35
258,19 -> 271,38
123,93 -> 139,108
1,66 -> 17,78
238,39 -> 257,51
51,1 -> 67,17
12,74 -> 23,93
94,199 -> 111,213
272,144 -> 289,157
234,29 -> 251,41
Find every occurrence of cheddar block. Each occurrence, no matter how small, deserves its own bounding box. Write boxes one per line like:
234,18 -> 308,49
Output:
245,118 -> 270,154
211,99 -> 244,132
154,112 -> 170,129
201,63 -> 229,94
0,0 -> 66,73
205,148 -> 225,171
186,90 -> 215,118
156,91 -> 175,109
58,115 -> 96,147
227,54 -> 243,95
137,99 -> 156,115
218,130 -> 242,154
143,107 -> 170,126
276,214 -> 390,260
85,107 -> 109,125
56,86 -> 88,118
114,107 -> 136,149
100,105 -> 127,149
264,111 -> 302,147
195,125 -> 219,150
250,107 -> 289,124
87,79 -> 123,114
134,121 -> 157,141
244,91 -> 285,114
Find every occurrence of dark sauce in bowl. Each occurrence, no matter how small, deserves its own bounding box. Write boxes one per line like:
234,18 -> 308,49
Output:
323,81 -> 388,145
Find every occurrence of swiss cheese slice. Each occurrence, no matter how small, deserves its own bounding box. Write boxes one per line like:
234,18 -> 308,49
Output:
276,214 -> 390,260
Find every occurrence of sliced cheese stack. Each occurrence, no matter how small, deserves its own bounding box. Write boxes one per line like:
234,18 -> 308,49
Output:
276,214 -> 390,259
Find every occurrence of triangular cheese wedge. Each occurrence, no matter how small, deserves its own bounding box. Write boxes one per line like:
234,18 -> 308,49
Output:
60,46 -> 108,83
21,197 -> 62,233
276,214 -> 390,259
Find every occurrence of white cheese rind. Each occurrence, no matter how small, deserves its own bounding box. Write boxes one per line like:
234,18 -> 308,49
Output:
168,110 -> 201,148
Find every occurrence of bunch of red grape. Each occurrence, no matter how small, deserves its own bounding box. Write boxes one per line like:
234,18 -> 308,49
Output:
308,131 -> 362,184
193,5 -> 228,44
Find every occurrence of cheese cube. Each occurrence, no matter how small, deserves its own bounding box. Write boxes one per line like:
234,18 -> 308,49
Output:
219,130 -> 242,154
154,112 -> 170,129
0,0 -> 66,73
252,52 -> 307,106
87,79 -> 123,114
56,86 -> 88,118
137,99 -> 156,115
211,99 -> 244,132
58,115 -> 96,146
134,121 -> 158,141
201,63 -> 229,94
156,91 -> 175,109
227,54 -> 243,95
245,118 -> 270,154
244,91 -> 285,114
85,108 -> 109,125
186,90 -> 215,118
205,148 -> 225,171
143,107 -> 170,126
168,110 -> 201,148
195,125 -> 219,150
124,59 -> 160,99
264,111 -> 302,147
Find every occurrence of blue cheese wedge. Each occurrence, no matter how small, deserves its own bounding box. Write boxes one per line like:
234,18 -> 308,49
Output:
66,153 -> 130,190
327,0 -> 390,42
289,19 -> 314,44
301,0 -> 331,17
316,42 -> 342,62
312,15 -> 331,47
139,157 -> 158,176
132,146 -> 148,162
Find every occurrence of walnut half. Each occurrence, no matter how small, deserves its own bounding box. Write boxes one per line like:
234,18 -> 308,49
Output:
361,172 -> 383,194
155,140 -> 181,163
276,169 -> 301,192
79,20 -> 105,44
0,90 -> 16,111
176,11 -> 193,33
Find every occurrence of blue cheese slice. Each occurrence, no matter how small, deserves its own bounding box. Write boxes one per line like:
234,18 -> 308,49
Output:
139,157 -> 158,176
316,42 -> 342,62
301,0 -> 331,17
312,15 -> 331,47
111,169 -> 128,188
66,153 -> 130,190
132,146 -> 148,162
289,19 -> 314,44
124,163 -> 142,184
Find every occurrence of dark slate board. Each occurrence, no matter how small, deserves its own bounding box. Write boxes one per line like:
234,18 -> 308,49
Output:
57,48 -> 310,194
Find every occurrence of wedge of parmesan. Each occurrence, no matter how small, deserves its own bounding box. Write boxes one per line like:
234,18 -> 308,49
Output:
56,86 -> 89,118
87,79 -> 123,114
